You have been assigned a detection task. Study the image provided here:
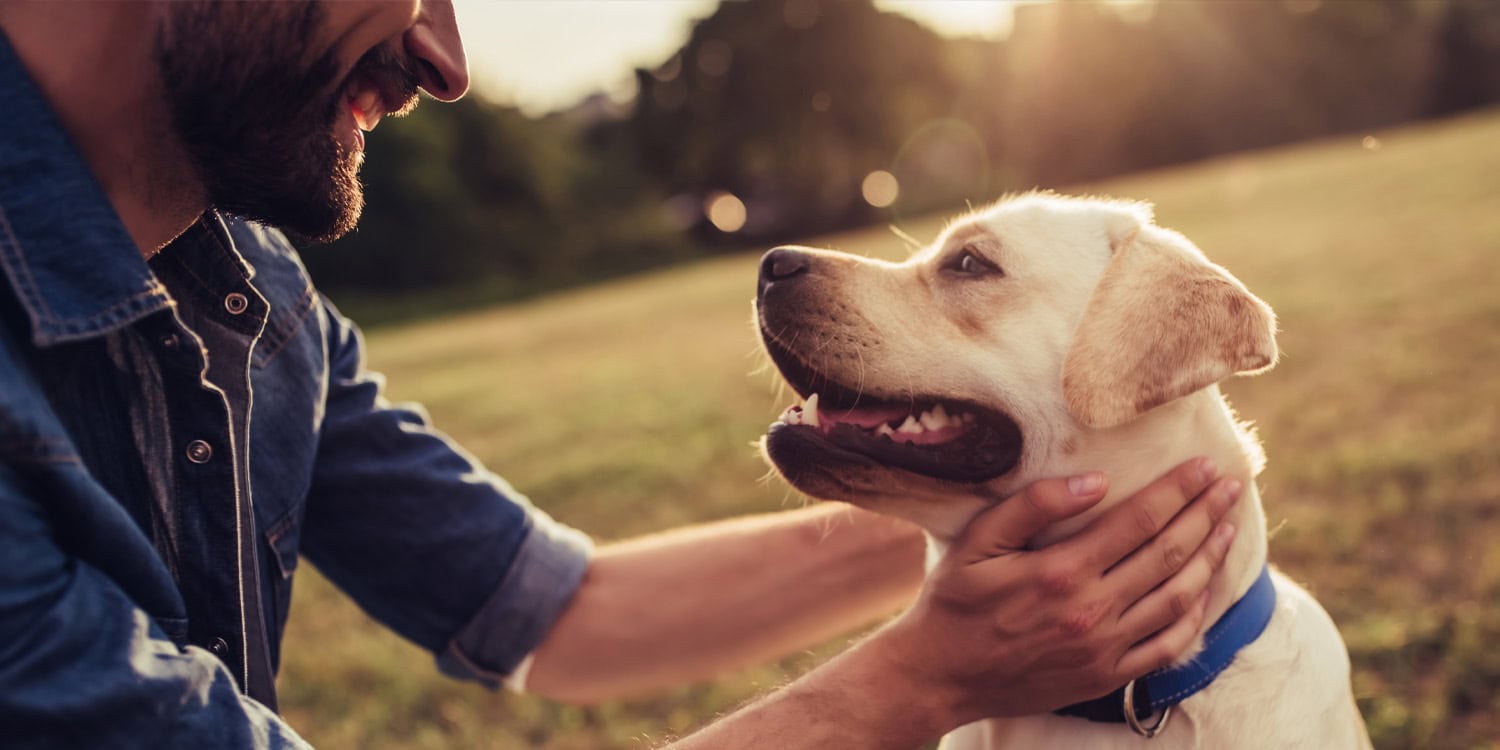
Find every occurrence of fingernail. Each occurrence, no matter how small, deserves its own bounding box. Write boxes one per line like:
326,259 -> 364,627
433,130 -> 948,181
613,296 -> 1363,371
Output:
1216,522 -> 1236,544
1223,478 -> 1243,503
1068,472 -> 1104,497
1197,457 -> 1218,484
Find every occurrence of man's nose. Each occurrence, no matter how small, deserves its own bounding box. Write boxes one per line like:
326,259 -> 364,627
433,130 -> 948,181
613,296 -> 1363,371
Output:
405,0 -> 469,101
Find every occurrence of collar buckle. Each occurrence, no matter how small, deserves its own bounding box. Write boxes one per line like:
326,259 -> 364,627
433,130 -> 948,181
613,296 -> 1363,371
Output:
1122,678 -> 1172,738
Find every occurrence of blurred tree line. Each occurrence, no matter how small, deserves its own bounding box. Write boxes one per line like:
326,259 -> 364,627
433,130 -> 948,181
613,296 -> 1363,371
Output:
307,0 -> 1500,307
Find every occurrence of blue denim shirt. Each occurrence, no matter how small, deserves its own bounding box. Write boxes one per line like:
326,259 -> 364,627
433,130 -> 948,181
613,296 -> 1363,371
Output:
0,33 -> 591,749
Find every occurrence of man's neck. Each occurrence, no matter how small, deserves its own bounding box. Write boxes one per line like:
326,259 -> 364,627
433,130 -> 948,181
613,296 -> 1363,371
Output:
0,3 -> 206,257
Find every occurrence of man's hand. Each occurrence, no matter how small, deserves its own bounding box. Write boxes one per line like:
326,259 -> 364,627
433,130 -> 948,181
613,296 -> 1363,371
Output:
870,457 -> 1242,732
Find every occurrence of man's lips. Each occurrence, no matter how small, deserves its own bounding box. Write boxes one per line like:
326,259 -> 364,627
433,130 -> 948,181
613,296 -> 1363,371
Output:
341,73 -> 406,153
347,76 -> 386,133
338,43 -> 422,145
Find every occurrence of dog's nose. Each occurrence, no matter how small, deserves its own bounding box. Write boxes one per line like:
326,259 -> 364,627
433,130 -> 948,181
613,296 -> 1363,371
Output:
758,247 -> 810,298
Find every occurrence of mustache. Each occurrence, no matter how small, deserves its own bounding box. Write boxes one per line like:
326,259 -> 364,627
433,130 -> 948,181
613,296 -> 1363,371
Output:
350,43 -> 421,117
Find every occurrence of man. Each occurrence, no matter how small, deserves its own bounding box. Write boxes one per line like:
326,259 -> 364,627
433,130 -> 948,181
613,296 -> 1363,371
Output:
0,2 -> 1242,748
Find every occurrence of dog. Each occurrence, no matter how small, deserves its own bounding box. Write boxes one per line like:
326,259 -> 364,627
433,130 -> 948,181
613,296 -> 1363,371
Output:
754,193 -> 1370,748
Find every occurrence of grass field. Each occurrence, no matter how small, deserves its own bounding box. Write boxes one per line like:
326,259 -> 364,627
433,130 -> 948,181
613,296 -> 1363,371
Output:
276,109 -> 1500,749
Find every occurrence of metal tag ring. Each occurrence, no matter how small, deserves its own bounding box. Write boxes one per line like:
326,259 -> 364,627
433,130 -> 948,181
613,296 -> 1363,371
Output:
1122,678 -> 1172,738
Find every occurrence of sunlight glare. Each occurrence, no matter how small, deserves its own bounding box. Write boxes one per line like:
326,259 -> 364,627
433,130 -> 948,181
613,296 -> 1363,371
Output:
705,191 -> 747,232
875,0 -> 1020,39
1104,0 -> 1156,25
862,171 -> 900,208
455,0 -> 715,115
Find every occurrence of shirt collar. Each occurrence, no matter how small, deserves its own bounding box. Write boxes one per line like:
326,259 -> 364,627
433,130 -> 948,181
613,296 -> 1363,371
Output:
0,30 -> 173,347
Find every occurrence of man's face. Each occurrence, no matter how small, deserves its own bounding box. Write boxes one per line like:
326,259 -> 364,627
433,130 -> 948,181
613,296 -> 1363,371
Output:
153,1 -> 466,243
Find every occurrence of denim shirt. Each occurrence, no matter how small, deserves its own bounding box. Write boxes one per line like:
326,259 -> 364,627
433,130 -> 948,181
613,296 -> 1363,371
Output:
0,34 -> 590,749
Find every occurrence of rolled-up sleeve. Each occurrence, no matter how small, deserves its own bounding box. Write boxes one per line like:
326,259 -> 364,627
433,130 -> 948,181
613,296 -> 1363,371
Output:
437,510 -> 591,687
0,465 -> 311,750
301,301 -> 591,686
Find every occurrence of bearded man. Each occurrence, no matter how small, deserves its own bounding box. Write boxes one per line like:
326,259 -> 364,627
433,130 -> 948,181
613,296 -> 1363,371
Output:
0,3 -> 1242,748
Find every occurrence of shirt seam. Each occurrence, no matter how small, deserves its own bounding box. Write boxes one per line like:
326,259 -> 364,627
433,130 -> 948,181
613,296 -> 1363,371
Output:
0,202 -> 59,327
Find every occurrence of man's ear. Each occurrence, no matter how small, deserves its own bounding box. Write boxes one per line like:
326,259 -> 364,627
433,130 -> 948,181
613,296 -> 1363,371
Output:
1062,226 -> 1278,430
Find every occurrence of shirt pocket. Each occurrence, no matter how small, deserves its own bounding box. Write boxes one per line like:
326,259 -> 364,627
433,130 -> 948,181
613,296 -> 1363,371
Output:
250,273 -> 317,370
262,508 -> 303,636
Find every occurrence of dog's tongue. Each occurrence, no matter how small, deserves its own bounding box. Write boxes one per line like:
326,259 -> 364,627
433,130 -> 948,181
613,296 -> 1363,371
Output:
818,402 -> 913,428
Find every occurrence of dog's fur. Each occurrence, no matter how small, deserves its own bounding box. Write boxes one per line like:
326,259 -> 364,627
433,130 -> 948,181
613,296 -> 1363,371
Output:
755,194 -> 1370,748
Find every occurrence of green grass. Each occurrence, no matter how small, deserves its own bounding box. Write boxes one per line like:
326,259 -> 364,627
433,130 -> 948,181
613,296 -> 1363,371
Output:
277,109 -> 1500,749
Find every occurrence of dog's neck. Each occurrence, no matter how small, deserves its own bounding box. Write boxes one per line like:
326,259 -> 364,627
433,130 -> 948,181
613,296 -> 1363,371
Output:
1056,387 -> 1269,640
931,386 -> 1269,658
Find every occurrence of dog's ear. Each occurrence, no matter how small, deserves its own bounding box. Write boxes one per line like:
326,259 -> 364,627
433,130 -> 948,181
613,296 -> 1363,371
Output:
1062,225 -> 1277,430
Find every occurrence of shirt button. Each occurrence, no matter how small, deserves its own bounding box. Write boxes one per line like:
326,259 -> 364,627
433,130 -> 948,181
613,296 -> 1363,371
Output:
224,292 -> 249,315
161,333 -> 181,351
208,637 -> 230,657
185,440 -> 213,464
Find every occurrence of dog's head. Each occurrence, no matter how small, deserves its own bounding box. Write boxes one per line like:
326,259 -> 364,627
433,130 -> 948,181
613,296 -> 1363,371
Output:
755,193 -> 1276,538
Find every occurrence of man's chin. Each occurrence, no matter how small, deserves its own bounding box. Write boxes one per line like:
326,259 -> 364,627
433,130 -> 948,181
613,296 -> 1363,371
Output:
212,163 -> 363,244
277,193 -> 363,244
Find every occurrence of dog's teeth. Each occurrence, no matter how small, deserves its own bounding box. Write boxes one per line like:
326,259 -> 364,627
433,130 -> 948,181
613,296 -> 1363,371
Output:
876,423 -> 895,437
803,393 -> 820,428
787,408 -> 802,425
920,404 -> 952,430
897,415 -> 923,434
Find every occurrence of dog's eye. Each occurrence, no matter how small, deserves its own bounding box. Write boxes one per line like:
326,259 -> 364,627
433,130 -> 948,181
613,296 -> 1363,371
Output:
946,247 -> 1002,277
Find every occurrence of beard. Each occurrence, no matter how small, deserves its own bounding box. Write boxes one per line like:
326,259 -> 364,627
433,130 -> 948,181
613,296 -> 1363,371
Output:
154,1 -> 417,243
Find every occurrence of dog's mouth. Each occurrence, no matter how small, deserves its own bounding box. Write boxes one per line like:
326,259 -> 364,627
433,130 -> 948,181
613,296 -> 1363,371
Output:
761,330 -> 1022,483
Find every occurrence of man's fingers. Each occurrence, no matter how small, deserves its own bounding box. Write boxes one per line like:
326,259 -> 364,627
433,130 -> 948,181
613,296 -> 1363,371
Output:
1104,477 -> 1242,602
1115,588 -> 1211,680
1068,458 -> 1221,572
954,472 -> 1108,562
1115,521 -> 1236,642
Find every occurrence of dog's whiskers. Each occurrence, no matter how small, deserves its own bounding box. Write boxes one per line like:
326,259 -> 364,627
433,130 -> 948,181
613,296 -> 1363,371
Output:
889,224 -> 925,257
853,345 -> 868,404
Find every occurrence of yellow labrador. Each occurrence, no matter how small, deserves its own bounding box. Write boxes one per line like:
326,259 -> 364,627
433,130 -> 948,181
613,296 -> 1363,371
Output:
754,194 -> 1370,749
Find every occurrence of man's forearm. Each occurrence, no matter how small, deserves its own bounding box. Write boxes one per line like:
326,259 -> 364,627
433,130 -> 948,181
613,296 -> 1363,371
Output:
665,629 -> 954,750
525,503 -> 926,703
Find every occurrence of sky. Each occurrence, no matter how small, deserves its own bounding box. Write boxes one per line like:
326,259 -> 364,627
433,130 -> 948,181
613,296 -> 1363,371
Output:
454,0 -> 1022,116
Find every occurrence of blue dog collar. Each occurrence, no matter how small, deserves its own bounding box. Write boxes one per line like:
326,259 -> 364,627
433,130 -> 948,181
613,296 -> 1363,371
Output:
1054,563 -> 1277,732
